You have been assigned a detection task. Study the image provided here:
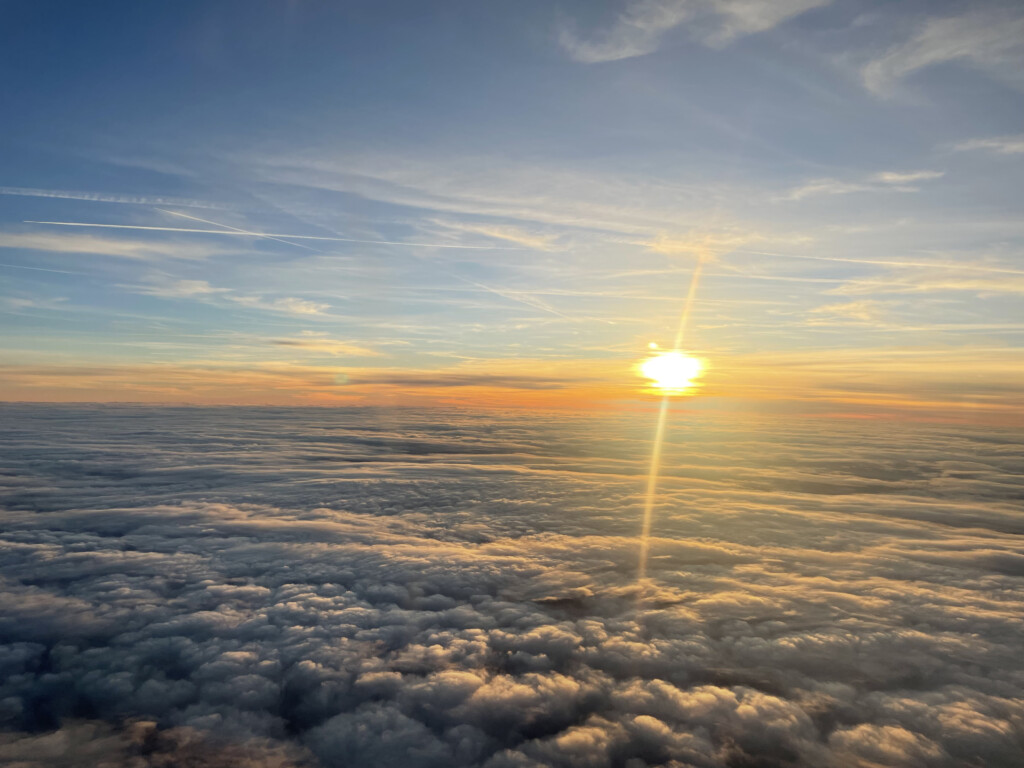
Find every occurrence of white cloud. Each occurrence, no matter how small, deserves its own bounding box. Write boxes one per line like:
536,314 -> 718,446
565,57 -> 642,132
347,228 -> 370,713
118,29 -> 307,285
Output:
228,295 -> 330,316
559,0 -> 831,63
124,276 -> 332,317
559,0 -> 693,64
782,169 -> 944,200
270,333 -> 380,357
0,230 -> 217,261
132,278 -> 230,298
0,406 -> 1022,765
870,170 -> 945,185
807,299 -> 883,324
0,186 -> 225,209
953,134 -> 1024,155
862,9 -> 1024,96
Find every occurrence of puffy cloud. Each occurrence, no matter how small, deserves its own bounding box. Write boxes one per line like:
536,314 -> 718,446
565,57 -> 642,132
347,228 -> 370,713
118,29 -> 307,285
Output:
0,404 -> 1022,766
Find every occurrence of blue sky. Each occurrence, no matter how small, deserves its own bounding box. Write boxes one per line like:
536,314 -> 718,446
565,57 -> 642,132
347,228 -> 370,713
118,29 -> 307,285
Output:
1,0 -> 1023,415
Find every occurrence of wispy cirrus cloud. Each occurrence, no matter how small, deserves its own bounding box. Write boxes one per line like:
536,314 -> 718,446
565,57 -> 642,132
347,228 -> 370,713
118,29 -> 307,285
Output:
0,230 -> 219,261
270,333 -> 380,358
0,185 -> 225,209
126,275 -> 334,317
862,9 -> 1024,96
642,229 -> 770,260
807,299 -> 884,325
952,134 -> 1024,155
869,170 -> 945,185
428,219 -> 559,251
25,219 -> 525,251
559,0 -> 831,63
345,371 -> 576,390
130,278 -> 230,299
829,271 -> 1024,297
780,169 -> 944,200
226,295 -> 331,317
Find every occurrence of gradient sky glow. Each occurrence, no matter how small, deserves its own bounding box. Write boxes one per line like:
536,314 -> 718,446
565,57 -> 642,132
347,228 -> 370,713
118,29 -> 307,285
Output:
2,0 -> 1023,419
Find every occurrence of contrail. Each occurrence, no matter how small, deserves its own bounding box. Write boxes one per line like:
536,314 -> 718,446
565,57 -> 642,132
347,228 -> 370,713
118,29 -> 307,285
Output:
23,216 -> 585,321
152,210 -> 580,320
454,275 -> 575,319
0,262 -> 87,275
735,248 -> 1024,276
155,209 -> 322,253
1,186 -> 225,209
637,257 -> 705,583
24,220 -> 527,251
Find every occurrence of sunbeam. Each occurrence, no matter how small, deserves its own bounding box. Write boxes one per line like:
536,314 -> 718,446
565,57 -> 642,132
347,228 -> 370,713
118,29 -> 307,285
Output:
637,257 -> 705,583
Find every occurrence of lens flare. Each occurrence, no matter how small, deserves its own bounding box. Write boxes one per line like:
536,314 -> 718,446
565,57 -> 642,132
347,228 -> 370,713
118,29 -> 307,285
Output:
639,351 -> 703,392
637,258 -> 705,586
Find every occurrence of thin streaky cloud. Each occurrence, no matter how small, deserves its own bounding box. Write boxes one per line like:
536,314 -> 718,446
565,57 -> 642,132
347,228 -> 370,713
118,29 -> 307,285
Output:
870,170 -> 945,184
24,221 -> 529,251
862,9 -> 1024,96
781,170 -> 944,201
0,186 -> 225,209
0,230 -> 221,261
952,135 -> 1024,155
559,0 -> 832,63
735,250 -> 1024,276
0,262 -> 88,275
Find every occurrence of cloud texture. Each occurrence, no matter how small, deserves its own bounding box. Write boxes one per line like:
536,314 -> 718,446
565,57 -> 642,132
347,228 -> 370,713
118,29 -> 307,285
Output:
0,405 -> 1022,767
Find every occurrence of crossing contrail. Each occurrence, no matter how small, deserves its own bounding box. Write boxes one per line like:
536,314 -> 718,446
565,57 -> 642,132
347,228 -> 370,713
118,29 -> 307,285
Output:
154,209 -> 323,253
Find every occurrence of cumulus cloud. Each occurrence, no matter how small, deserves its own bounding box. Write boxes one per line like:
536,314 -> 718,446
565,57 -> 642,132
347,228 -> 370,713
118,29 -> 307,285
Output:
0,404 -> 1022,766
559,0 -> 831,63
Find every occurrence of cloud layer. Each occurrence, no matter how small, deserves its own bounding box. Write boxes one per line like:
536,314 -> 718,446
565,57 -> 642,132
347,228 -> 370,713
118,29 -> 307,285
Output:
0,404 -> 1022,766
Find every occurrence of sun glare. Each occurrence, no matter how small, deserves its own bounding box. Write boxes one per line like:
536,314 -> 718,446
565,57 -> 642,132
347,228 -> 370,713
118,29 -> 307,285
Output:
639,350 -> 703,393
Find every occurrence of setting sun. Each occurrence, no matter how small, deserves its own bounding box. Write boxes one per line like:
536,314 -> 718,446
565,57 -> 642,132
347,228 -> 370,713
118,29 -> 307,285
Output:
639,350 -> 703,392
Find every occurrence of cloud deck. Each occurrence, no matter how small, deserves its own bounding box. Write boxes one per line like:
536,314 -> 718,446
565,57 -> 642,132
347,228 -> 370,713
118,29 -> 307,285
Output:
0,405 -> 1022,767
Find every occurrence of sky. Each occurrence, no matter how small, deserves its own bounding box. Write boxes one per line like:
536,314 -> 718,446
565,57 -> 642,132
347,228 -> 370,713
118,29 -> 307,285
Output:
2,0 -> 1024,419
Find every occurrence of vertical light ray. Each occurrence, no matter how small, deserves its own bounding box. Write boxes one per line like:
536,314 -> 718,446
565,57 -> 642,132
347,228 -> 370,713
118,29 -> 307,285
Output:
637,395 -> 670,582
673,258 -> 704,350
637,257 -> 705,583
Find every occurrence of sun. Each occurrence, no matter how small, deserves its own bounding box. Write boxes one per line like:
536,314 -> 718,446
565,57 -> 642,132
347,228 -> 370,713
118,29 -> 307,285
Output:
639,350 -> 703,392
